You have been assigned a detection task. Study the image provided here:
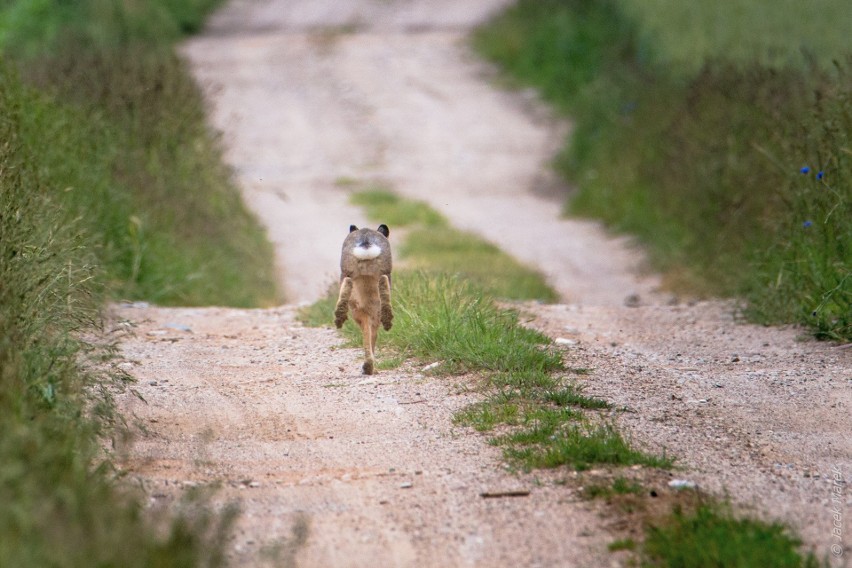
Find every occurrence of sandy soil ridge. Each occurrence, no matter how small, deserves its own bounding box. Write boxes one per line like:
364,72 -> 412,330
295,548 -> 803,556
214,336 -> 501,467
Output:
115,1 -> 851,566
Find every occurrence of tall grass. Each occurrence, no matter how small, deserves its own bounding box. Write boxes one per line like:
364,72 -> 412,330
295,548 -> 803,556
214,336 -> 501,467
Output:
384,273 -> 562,374
1,1 -> 278,307
620,0 -> 852,73
474,0 -> 850,340
0,70 -> 231,567
0,1 -> 275,564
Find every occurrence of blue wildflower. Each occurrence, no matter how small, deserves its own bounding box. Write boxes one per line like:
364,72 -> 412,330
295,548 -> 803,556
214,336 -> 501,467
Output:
800,166 -> 810,174
817,171 -> 824,180
802,220 -> 813,228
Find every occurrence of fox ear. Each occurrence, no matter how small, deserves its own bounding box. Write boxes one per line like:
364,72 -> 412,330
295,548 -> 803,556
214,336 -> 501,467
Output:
349,225 -> 358,233
377,224 -> 389,238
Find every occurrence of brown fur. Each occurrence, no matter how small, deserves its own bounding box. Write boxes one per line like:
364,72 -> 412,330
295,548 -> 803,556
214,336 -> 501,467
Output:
334,225 -> 393,375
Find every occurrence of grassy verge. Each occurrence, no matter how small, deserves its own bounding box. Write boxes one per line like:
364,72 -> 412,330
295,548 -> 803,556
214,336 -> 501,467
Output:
474,1 -> 840,561
474,0 -> 850,340
302,187 -> 668,471
1,2 -> 278,307
1,69 -> 232,567
1,1 -> 275,565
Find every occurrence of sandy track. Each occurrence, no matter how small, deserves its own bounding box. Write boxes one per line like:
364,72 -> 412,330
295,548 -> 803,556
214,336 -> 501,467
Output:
116,305 -> 609,567
115,0 -> 850,566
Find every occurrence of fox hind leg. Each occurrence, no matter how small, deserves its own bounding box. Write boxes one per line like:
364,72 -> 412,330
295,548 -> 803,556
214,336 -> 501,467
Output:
334,277 -> 353,328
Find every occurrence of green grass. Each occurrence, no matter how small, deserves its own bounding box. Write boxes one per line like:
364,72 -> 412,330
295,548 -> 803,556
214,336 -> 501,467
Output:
0,0 -> 221,57
474,0 -> 851,340
1,3 -> 278,307
580,472 -> 820,566
351,189 -> 448,229
583,476 -> 644,499
608,538 -> 637,552
308,269 -> 668,471
621,0 -> 852,73
317,271 -> 564,375
386,274 -> 562,373
643,503 -> 821,568
500,421 -> 672,471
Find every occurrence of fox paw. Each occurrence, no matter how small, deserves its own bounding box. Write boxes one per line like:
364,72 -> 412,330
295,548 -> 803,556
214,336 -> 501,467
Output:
362,359 -> 375,375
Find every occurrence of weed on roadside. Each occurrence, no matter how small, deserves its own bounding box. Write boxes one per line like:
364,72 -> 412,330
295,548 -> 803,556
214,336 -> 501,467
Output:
581,469 -> 821,567
643,501 -> 822,568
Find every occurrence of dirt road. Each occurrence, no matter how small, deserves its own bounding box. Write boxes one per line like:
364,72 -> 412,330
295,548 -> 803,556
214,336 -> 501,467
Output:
115,1 -> 850,566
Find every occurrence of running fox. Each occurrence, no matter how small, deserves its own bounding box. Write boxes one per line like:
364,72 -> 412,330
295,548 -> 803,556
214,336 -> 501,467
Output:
334,224 -> 393,375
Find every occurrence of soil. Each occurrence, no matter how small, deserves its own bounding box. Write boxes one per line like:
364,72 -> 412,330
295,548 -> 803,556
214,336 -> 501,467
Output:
114,1 -> 851,566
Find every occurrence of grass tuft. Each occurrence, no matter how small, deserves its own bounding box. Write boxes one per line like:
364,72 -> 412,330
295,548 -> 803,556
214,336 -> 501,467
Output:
643,503 -> 821,568
303,268 -> 664,472
584,476 -> 644,500
502,422 -> 672,471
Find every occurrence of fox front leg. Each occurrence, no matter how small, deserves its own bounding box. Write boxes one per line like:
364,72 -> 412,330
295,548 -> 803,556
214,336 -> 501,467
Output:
334,277 -> 353,328
379,274 -> 393,331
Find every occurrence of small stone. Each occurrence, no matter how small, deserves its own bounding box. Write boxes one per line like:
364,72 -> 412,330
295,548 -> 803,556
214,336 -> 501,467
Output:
555,337 -> 578,346
421,362 -> 442,372
669,479 -> 697,489
399,482 -> 413,489
624,294 -> 641,307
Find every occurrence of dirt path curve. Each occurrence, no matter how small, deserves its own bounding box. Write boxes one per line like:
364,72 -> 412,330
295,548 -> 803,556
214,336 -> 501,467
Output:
181,0 -> 657,306
114,1 -> 850,566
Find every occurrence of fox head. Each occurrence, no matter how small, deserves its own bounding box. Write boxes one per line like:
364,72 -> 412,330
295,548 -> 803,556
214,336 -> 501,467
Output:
348,224 -> 389,259
340,224 -> 392,278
